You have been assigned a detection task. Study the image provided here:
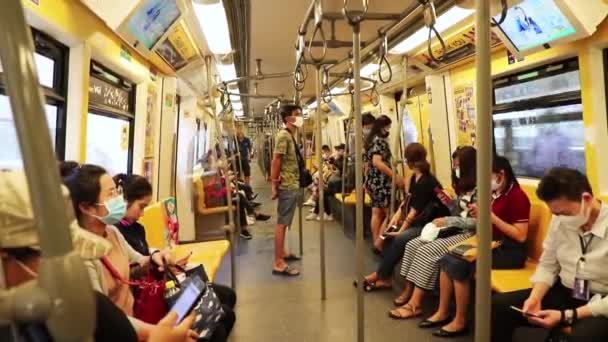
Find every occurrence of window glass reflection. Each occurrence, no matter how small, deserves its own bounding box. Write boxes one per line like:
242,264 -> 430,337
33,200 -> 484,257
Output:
493,103 -> 585,178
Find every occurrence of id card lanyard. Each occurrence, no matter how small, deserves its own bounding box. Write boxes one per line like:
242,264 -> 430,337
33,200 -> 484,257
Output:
573,234 -> 594,301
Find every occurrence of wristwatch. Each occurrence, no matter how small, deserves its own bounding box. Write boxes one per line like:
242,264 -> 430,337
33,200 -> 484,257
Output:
564,309 -> 575,326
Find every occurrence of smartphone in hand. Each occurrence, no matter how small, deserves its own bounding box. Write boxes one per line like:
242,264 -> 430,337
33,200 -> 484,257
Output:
510,306 -> 540,318
380,225 -> 399,239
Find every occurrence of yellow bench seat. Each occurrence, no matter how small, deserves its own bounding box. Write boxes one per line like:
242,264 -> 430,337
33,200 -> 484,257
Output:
491,259 -> 538,293
139,199 -> 230,282
335,192 -> 371,206
173,240 -> 230,281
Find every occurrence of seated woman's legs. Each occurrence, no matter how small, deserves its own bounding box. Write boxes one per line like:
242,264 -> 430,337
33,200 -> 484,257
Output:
394,233 -> 473,314
207,305 -> 235,342
211,284 -> 237,309
366,226 -> 423,288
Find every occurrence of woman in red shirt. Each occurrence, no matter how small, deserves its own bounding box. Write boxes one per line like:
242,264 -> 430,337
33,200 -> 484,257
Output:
424,156 -> 531,337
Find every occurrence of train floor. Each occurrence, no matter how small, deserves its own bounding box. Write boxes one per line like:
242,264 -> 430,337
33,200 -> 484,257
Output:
214,165 -> 473,342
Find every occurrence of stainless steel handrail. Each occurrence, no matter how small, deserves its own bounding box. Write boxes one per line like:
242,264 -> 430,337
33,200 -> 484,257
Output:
474,0 -> 493,341
0,1 -> 95,340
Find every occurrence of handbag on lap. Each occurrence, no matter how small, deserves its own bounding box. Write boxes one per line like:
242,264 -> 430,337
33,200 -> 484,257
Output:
447,235 -> 502,262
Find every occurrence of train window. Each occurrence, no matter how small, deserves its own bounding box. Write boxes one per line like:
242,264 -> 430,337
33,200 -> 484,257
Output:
0,29 -> 68,169
86,62 -> 135,174
492,58 -> 585,178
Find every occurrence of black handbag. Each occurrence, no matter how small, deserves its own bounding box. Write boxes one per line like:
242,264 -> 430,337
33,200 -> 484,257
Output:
164,263 -> 225,339
289,131 -> 313,188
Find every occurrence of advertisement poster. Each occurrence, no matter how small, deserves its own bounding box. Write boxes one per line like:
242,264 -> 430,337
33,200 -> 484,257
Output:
162,198 -> 179,247
453,83 -> 476,146
145,83 -> 158,157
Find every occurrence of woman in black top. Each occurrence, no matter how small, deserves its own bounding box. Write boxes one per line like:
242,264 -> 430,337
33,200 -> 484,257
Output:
360,143 -> 449,291
113,174 -> 237,342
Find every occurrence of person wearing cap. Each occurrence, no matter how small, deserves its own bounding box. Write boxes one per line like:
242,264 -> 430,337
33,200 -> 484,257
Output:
0,171 -> 196,342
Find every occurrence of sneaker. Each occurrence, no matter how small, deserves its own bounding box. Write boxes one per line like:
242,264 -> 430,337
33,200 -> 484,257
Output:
255,213 -> 271,221
240,229 -> 252,240
305,213 -> 318,221
317,214 -> 334,221
303,199 -> 316,207
246,215 -> 256,225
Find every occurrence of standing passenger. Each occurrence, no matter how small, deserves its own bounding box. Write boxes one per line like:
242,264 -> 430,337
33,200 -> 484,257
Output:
236,130 -> 252,185
365,115 -> 405,248
270,104 -> 303,277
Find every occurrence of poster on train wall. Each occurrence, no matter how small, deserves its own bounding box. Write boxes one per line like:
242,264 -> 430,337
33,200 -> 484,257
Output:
453,83 -> 477,146
162,198 -> 179,247
145,83 -> 158,157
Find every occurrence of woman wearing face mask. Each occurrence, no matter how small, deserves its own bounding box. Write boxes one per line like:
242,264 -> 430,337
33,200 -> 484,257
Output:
389,146 -> 477,319
113,173 -> 237,342
425,156 -> 530,337
63,164 -> 180,341
358,142 -> 449,291
365,115 -> 405,248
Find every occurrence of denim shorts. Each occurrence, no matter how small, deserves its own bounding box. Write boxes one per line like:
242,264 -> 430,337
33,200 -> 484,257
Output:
277,189 -> 301,227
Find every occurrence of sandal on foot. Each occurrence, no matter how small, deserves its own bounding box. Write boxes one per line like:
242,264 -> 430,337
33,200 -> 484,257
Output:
393,295 -> 408,307
363,282 -> 392,292
388,304 -> 422,320
272,266 -> 300,277
283,254 -> 301,261
353,277 -> 374,289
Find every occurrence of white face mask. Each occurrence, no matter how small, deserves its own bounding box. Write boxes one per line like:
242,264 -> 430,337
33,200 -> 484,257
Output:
454,168 -> 460,179
491,178 -> 501,191
559,198 -> 591,228
292,116 -> 304,128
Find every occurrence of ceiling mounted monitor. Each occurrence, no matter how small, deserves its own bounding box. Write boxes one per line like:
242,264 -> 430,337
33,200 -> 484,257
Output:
116,0 -> 186,57
491,0 -> 606,58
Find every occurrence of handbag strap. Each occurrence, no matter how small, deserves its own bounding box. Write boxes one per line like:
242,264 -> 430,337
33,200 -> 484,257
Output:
286,129 -> 305,170
101,256 -> 139,286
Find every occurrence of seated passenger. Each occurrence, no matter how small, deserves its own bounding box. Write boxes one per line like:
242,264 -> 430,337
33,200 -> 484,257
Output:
306,144 -> 345,221
62,164 -> 186,340
491,168 -> 608,342
389,146 -> 477,318
113,173 -> 236,341
359,143 -> 450,290
0,171 -> 195,342
426,156 -> 530,337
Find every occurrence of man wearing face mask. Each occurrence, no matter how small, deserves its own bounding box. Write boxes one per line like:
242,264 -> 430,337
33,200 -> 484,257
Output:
491,168 -> 608,341
270,104 -> 304,277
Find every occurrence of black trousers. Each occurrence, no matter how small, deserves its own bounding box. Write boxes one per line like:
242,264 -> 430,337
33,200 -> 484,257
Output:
207,284 -> 237,342
491,282 -> 608,342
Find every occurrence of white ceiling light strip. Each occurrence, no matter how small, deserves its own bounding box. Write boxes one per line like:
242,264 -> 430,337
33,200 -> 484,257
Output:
193,0 -> 233,55
390,6 -> 474,55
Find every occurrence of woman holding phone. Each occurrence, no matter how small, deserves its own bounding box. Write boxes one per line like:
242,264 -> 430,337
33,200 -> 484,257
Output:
358,143 -> 449,291
112,173 -> 237,342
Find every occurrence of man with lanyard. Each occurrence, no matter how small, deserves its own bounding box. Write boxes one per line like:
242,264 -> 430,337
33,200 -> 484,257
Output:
491,168 -> 608,341
270,104 -> 304,277
236,130 -> 252,185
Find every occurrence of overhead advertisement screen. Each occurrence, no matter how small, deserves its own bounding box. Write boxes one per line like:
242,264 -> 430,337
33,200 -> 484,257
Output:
127,0 -> 181,50
493,0 -> 576,51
